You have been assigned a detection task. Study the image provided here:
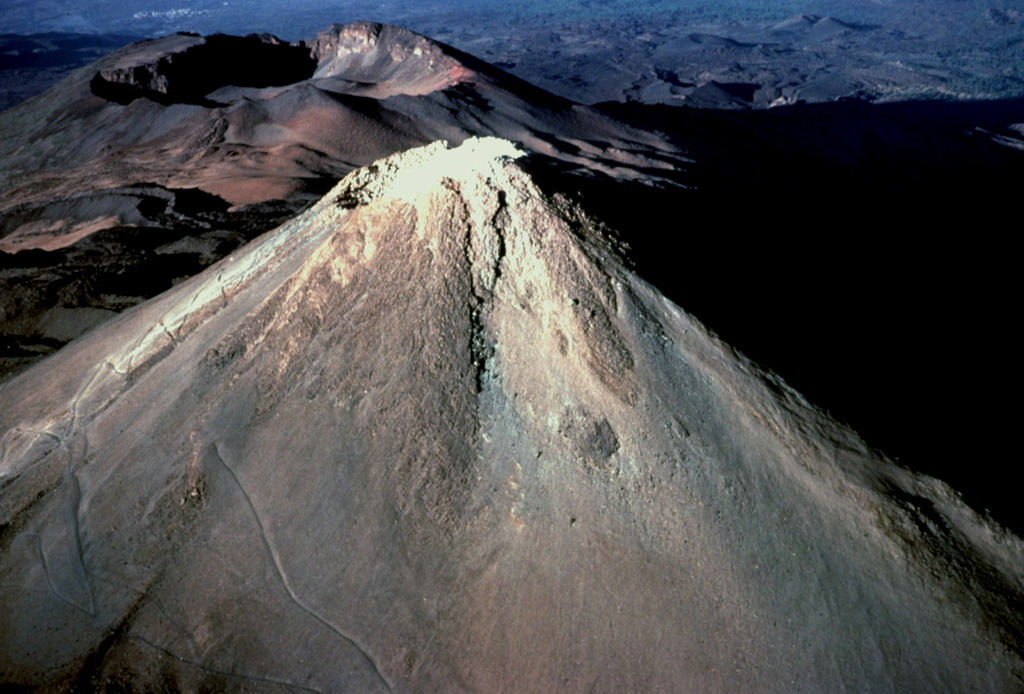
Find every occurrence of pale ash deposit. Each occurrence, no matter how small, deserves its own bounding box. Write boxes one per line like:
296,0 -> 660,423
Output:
1,138 -> 1022,692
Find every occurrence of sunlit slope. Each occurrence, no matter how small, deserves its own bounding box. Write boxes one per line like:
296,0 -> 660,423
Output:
1,138 -> 1021,692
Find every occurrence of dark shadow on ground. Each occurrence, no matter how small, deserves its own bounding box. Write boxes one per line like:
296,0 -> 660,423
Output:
89,33 -> 317,106
532,96 -> 1024,535
0,194 -> 313,383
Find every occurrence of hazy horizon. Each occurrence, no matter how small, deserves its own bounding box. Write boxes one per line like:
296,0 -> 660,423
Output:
2,0 -> 1019,39
4,0 -> 1022,108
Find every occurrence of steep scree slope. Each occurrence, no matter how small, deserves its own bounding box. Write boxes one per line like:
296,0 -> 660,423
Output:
1,138 -> 1022,692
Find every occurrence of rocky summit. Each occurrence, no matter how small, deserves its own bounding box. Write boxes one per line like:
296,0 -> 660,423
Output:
1,137 -> 1022,692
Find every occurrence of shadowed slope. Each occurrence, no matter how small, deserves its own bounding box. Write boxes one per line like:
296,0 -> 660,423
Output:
587,96 -> 1024,535
1,138 -> 1021,692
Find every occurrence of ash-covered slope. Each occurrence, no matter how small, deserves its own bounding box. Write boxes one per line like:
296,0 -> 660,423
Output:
1,138 -> 1021,693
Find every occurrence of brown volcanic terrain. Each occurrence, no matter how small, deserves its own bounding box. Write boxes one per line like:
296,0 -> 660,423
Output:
0,22 -> 685,381
2,136 -> 1023,692
1,23 -> 680,223
2,20 -> 1024,692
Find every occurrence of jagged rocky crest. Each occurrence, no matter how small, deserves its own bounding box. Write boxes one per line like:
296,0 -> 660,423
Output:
88,23 -> 468,105
308,22 -> 474,97
1,138 -> 1022,692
